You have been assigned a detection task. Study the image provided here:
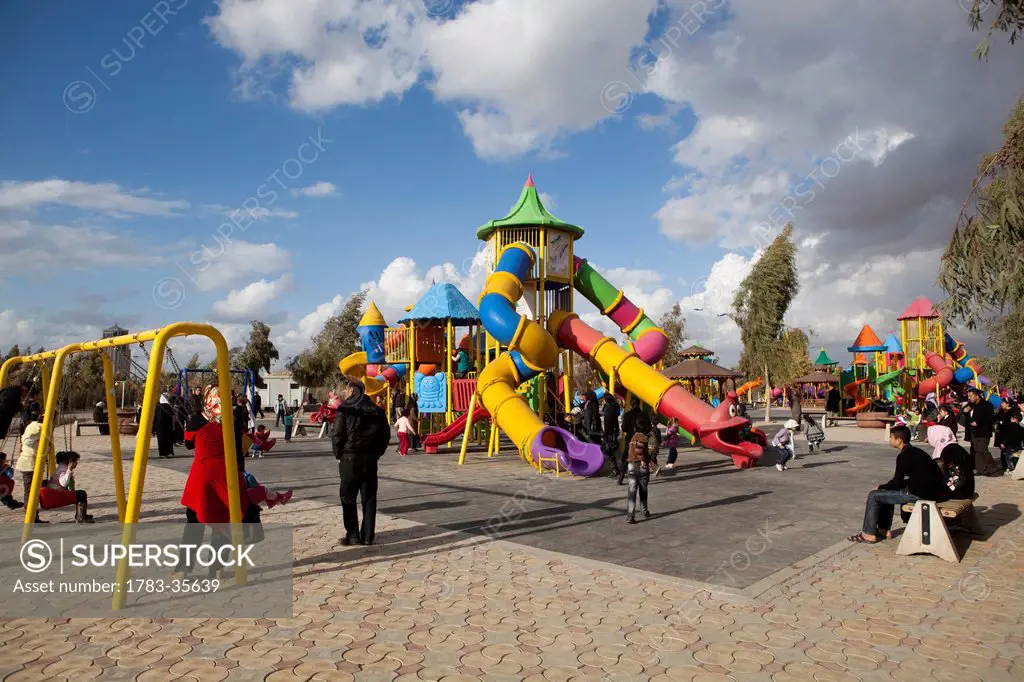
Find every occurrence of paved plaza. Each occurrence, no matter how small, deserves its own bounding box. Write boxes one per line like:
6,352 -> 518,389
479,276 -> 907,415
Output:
2,429 -> 1024,680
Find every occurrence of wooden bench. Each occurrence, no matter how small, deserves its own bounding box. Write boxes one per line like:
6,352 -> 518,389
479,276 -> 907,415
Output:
73,420 -> 108,436
896,494 -> 981,563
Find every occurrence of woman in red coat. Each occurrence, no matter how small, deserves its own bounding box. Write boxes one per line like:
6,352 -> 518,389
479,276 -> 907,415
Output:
176,385 -> 250,578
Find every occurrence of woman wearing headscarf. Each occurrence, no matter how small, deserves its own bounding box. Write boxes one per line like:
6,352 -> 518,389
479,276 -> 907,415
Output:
927,424 -> 974,500
176,385 -> 253,577
154,393 -> 176,458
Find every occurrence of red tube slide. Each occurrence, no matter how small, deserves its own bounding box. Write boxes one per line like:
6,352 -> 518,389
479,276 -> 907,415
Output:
917,352 -> 954,398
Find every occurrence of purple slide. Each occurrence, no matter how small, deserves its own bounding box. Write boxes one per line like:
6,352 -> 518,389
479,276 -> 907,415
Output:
530,426 -> 605,477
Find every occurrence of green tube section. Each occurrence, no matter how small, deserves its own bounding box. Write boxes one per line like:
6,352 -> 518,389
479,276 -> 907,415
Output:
573,258 -> 659,344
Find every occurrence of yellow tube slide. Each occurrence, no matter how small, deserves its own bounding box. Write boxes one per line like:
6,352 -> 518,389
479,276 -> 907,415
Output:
339,351 -> 389,398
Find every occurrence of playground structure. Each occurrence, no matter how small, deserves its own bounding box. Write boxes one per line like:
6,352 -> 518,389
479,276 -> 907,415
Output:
9,324 -> 246,610
660,345 -> 745,406
342,176 -> 766,472
829,297 -> 1004,417
339,288 -> 487,450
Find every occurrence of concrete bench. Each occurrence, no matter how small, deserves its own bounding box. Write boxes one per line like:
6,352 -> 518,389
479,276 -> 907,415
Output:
896,494 -> 980,563
292,422 -> 314,438
74,420 -> 108,436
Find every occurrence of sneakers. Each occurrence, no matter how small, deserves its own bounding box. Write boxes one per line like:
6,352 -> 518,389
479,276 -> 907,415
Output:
642,510 -> 651,519
626,516 -> 636,524
340,533 -> 361,546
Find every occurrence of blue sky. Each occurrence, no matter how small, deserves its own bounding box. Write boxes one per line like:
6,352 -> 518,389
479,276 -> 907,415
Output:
0,0 -> 1017,364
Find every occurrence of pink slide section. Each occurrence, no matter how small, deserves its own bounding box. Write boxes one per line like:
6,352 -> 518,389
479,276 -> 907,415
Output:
423,408 -> 490,454
917,352 -> 954,398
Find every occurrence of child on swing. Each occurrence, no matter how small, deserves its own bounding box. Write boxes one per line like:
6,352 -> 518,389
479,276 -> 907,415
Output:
14,406 -> 46,522
0,452 -> 24,510
40,451 -> 94,523
242,471 -> 293,508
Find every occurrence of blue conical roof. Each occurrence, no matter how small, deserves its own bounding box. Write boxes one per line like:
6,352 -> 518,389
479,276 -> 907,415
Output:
398,283 -> 481,325
884,332 -> 902,354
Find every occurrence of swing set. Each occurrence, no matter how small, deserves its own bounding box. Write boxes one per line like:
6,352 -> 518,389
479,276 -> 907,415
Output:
8,323 -> 246,611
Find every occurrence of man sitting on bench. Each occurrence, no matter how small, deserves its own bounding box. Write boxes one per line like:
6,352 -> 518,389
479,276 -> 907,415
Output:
848,425 -> 948,544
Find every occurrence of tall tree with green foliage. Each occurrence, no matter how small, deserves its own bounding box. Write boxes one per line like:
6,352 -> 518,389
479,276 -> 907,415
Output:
236,320 -> 280,387
938,97 -> 1024,390
185,353 -> 201,369
289,290 -> 368,389
731,224 -> 800,419
658,303 -> 688,367
967,1 -> 1024,58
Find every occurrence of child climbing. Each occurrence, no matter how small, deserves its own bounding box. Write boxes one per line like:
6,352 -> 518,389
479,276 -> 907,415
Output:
40,451 -> 93,523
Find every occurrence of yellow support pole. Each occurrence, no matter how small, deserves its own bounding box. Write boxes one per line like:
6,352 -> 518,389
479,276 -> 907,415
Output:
446,319 -> 454,426
101,353 -> 127,522
112,323 -> 245,610
457,393 -> 477,465
23,344 -> 81,539
38,363 -> 56,476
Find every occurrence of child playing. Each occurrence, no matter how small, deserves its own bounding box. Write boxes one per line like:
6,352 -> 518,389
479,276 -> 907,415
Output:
39,451 -> 93,523
14,407 -> 45,522
250,424 -> 277,456
0,452 -> 24,510
663,418 -> 681,470
999,410 -> 1023,473
625,433 -> 653,524
773,419 -> 798,471
243,471 -> 293,508
396,408 -> 413,456
283,408 -> 294,442
802,414 -> 825,453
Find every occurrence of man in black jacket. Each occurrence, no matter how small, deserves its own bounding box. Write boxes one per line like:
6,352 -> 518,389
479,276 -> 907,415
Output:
332,377 -> 390,546
967,389 -> 1001,476
0,382 -> 31,440
601,394 -> 622,479
849,425 -> 948,544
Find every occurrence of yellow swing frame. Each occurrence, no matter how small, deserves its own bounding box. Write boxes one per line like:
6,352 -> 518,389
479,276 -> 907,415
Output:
12,323 -> 246,610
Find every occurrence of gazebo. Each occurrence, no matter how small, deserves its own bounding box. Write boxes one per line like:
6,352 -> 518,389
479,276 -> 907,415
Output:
661,357 -> 744,404
678,344 -> 715,361
812,347 -> 839,374
789,369 -> 840,409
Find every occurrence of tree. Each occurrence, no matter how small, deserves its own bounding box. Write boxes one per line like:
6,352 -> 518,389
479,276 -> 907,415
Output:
236,320 -> 279,387
769,328 -> 814,387
658,303 -> 688,366
732,224 -> 800,419
938,97 -> 1024,390
5,344 -> 20,359
967,1 -> 1024,59
289,290 -> 368,389
186,353 -> 201,369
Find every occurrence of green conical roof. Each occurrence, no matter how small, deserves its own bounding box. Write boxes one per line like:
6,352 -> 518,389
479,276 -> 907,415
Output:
476,175 -> 585,241
814,347 -> 837,366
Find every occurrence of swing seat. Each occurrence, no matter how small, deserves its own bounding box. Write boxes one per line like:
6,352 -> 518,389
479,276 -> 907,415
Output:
39,487 -> 77,510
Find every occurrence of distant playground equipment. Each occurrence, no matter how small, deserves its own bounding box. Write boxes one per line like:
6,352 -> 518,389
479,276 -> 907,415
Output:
828,297 -> 1005,426
344,176 -> 765,473
9,324 -> 248,610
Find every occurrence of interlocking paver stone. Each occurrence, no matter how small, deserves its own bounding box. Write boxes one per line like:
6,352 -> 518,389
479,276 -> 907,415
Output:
2,435 -> 1024,680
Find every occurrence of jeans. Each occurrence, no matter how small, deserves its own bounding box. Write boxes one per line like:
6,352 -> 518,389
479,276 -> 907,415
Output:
284,424 -> 292,441
862,488 -> 918,536
275,411 -> 284,427
776,445 -> 794,467
626,463 -> 649,519
666,447 -> 678,465
1001,447 -> 1020,471
339,457 -> 379,543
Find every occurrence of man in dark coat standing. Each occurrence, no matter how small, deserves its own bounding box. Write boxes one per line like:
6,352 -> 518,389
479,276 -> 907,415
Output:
333,377 -> 391,546
0,382 -> 31,440
967,388 -> 1001,476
